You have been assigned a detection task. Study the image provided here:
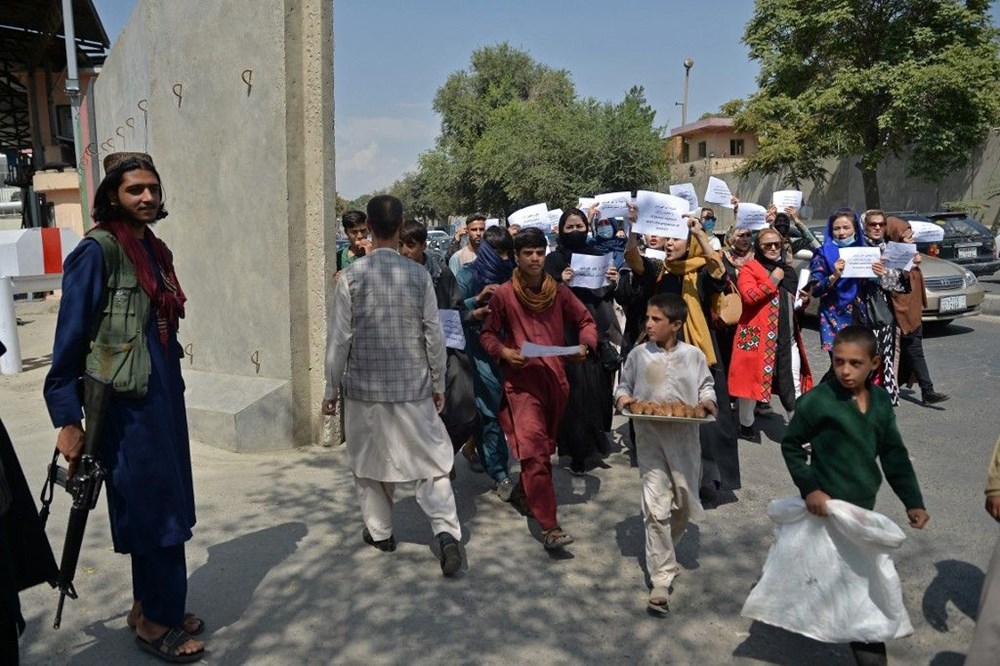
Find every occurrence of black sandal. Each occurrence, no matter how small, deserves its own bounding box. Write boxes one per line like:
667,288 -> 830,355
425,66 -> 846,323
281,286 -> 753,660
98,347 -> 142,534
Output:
135,626 -> 204,663
129,612 -> 204,636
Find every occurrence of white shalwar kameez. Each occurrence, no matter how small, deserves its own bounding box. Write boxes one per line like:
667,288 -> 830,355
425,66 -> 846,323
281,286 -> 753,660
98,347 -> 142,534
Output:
615,340 -> 716,589
325,273 -> 460,542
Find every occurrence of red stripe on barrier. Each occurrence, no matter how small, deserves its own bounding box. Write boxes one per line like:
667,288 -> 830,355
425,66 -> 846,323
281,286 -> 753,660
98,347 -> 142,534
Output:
41,227 -> 63,274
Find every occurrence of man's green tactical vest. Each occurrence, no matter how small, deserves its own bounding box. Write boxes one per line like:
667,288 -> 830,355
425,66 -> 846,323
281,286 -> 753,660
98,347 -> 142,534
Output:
84,228 -> 152,397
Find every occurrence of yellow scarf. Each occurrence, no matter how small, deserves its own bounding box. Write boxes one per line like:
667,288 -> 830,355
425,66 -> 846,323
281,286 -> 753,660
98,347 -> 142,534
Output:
512,268 -> 558,312
659,243 -> 717,366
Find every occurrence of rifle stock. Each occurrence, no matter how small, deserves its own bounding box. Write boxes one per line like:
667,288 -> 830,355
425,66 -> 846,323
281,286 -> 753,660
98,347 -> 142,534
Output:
47,373 -> 112,629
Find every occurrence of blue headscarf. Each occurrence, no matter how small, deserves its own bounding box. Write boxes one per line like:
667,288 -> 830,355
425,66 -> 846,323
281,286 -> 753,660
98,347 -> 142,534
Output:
815,207 -> 865,307
589,217 -> 627,269
468,238 -> 514,295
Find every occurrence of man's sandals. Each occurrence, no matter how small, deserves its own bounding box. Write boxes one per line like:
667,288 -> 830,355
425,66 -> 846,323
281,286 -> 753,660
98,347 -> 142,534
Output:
542,527 -> 574,551
128,611 -> 205,636
135,626 -> 204,663
647,586 -> 671,616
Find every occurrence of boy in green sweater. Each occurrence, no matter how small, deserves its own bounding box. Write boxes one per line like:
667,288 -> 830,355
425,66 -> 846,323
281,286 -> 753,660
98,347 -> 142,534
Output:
782,325 -> 929,665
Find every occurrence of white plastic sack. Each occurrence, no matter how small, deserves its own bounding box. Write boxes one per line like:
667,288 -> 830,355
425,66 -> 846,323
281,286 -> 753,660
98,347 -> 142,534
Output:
741,496 -> 913,644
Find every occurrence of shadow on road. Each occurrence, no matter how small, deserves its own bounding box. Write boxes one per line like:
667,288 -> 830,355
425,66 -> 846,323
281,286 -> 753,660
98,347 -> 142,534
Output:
922,559 -> 984,632
732,620 -> 852,664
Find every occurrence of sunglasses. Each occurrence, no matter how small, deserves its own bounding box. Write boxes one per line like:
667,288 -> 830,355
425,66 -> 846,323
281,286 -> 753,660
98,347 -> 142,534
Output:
759,241 -> 782,250
866,221 -> 886,228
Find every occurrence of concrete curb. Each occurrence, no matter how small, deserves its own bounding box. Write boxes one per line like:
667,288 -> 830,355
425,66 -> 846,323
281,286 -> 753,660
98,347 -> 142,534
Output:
983,294 -> 1000,316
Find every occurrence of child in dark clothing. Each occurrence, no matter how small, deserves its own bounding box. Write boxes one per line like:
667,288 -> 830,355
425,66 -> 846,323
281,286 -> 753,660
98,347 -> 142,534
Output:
782,325 -> 929,665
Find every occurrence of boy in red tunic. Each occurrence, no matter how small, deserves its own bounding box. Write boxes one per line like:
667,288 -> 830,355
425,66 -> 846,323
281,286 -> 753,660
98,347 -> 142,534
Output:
480,228 -> 598,550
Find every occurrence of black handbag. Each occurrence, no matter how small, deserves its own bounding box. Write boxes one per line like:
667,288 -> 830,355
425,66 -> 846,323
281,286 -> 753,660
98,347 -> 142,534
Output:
596,339 -> 622,373
864,288 -> 895,328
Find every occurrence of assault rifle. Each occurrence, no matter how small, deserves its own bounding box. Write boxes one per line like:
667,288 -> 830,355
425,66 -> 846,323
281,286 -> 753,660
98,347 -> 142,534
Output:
39,373 -> 112,629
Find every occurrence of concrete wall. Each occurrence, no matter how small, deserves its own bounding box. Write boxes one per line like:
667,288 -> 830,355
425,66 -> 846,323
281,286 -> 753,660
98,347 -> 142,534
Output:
674,130 -> 1000,232
91,0 -> 334,450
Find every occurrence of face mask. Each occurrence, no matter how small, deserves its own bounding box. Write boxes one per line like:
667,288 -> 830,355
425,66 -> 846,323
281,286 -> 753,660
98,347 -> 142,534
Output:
702,217 -> 716,233
596,225 -> 614,239
833,234 -> 856,248
562,230 -> 589,249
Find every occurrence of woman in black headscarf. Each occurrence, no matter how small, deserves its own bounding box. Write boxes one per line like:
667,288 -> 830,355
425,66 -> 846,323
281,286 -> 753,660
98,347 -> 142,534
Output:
544,208 -> 619,475
728,228 -> 813,439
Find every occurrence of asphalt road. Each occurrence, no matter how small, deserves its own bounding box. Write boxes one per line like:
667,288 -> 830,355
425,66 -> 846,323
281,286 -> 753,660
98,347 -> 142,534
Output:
4,302 -> 1000,665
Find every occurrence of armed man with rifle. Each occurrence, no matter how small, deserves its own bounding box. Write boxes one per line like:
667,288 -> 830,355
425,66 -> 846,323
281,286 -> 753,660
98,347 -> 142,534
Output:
43,152 -> 204,663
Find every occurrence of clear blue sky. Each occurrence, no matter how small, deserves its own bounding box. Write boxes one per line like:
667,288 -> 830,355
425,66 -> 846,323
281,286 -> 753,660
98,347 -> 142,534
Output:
92,1 -> 1000,199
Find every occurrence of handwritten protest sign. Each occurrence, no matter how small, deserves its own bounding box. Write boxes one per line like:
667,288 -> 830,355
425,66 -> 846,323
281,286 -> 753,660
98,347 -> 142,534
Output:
631,190 -> 690,238
794,269 -> 811,309
521,342 -> 581,358
485,218 -> 500,229
568,253 -> 611,289
909,221 -> 945,244
772,190 -> 803,210
595,191 -> 632,219
547,208 -> 564,229
704,177 -> 735,208
508,203 -> 549,230
438,309 -> 466,350
736,202 -> 768,230
669,183 -> 699,211
839,246 -> 881,278
882,241 -> 917,271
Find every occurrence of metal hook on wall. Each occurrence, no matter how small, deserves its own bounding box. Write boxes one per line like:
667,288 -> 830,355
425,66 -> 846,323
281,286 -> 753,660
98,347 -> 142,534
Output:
250,350 -> 261,375
184,343 -> 194,366
172,83 -> 183,108
125,117 -> 135,130
85,142 -> 97,157
241,69 -> 253,97
116,127 -> 126,147
137,99 -> 148,114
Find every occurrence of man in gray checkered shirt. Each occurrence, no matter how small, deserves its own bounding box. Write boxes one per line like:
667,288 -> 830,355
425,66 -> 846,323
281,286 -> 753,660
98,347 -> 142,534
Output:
322,195 -> 463,576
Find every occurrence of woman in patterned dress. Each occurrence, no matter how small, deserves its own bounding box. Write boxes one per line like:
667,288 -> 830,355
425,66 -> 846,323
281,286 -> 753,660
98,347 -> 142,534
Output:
729,228 -> 813,440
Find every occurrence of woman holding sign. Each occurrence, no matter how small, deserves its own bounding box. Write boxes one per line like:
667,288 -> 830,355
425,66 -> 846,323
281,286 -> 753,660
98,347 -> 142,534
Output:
809,208 -> 869,355
623,214 -> 739,499
544,208 -> 619,475
729,228 -> 814,440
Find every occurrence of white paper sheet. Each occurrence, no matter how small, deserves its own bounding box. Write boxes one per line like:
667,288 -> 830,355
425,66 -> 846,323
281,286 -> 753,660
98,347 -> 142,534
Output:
908,221 -> 945,244
521,342 -> 582,358
568,253 -> 611,289
547,208 -> 564,229
736,202 -> 768,230
644,248 -> 666,261
508,203 -> 549,230
578,197 -> 597,213
438,309 -> 466,350
704,177 -> 735,208
882,241 -> 917,271
484,218 -> 500,229
772,190 -> 803,210
793,268 -> 811,309
595,191 -> 633,219
669,183 -> 700,211
838,246 -> 882,278
632,190 -> 690,238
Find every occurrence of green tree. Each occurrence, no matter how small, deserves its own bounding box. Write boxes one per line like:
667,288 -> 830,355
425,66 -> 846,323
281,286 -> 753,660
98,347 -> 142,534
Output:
421,44 -> 668,216
738,0 -> 1000,207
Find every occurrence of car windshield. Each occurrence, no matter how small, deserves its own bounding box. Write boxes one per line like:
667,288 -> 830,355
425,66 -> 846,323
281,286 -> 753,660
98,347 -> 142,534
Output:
929,215 -> 990,237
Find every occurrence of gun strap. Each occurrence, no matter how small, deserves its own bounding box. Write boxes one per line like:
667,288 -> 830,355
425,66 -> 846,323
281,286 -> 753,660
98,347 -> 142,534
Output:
38,449 -> 60,527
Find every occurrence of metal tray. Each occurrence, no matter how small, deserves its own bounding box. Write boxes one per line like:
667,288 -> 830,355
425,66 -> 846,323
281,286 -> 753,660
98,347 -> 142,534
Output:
622,407 -> 715,424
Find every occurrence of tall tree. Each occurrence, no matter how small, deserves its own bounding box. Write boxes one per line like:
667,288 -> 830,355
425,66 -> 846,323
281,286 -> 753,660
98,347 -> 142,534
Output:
738,0 -> 1000,207
421,44 -> 668,216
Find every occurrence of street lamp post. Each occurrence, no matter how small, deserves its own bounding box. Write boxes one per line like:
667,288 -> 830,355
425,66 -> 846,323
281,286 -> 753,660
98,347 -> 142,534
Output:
681,58 -> 694,126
